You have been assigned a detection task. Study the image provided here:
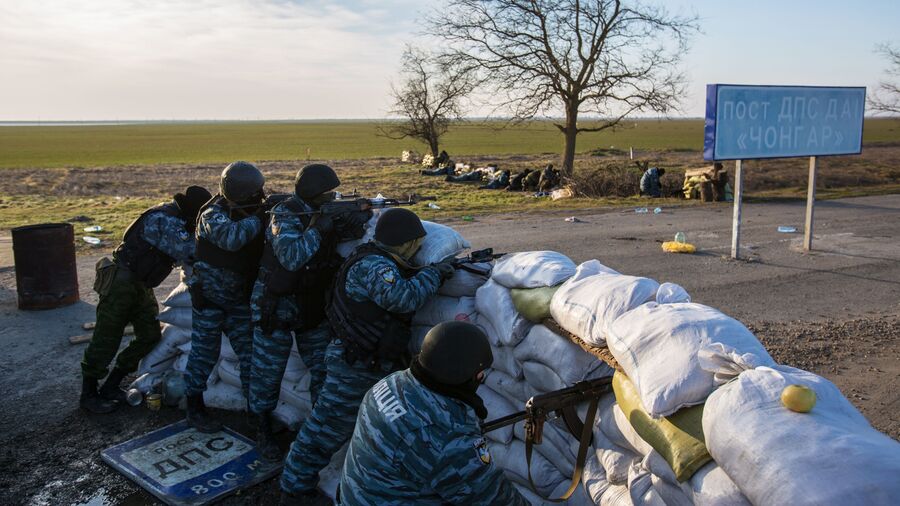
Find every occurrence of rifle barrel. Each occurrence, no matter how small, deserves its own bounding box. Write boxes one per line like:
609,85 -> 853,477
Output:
481,410 -> 529,433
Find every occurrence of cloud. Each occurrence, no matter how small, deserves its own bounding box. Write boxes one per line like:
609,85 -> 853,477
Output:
0,0 -> 426,119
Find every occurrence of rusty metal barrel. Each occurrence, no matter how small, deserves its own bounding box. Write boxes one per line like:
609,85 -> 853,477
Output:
12,223 -> 80,310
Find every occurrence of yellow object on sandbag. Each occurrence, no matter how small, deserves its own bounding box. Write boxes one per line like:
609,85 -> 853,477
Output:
510,285 -> 562,322
662,241 -> 696,254
612,371 -> 711,481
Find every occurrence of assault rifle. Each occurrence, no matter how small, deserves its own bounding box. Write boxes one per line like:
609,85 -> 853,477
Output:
480,376 -> 613,501
449,248 -> 505,275
268,194 -> 432,217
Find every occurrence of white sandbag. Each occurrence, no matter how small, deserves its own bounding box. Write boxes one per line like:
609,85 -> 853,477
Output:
689,462 -> 750,506
161,282 -> 191,308
595,395 -> 632,454
642,451 -> 694,506
336,211 -> 379,258
607,302 -> 773,417
273,401 -> 304,431
571,259 -> 620,280
220,335 -> 238,362
157,305 -> 191,328
411,221 -> 471,266
177,340 -> 191,354
484,369 -> 531,405
584,451 -> 611,504
479,385 -> 517,445
412,295 -> 476,325
703,364 -> 900,506
600,484 -> 634,506
491,251 -> 576,289
318,442 -> 350,500
489,440 -> 567,496
550,273 -> 659,346
161,323 -> 192,347
129,372 -> 162,394
491,344 -> 523,379
138,337 -> 180,375
626,461 -> 666,506
514,325 -> 610,386
513,421 -> 577,478
203,380 -> 246,411
438,262 -> 491,297
280,378 -> 313,414
655,282 -> 690,304
284,350 -> 307,384
173,353 -> 188,373
522,361 -> 567,393
217,358 -> 243,389
613,405 -> 653,457
475,279 -> 533,347
592,396 -> 639,485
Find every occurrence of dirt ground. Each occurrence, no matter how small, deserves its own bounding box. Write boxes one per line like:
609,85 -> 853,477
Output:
0,194 -> 898,506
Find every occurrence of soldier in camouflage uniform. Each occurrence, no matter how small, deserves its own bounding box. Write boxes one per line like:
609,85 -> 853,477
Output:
279,208 -> 456,505
184,161 -> 266,432
80,186 -> 212,414
250,164 -> 349,461
339,321 -> 528,505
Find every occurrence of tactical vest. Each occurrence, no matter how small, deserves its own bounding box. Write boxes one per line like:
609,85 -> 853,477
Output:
194,195 -> 264,279
260,197 -> 340,330
326,243 -> 416,365
113,203 -> 184,288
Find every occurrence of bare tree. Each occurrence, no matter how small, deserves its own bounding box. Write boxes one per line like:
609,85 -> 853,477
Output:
429,0 -> 698,176
869,44 -> 900,114
379,46 -> 476,158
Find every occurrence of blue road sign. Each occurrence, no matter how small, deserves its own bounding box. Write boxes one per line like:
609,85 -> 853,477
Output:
101,421 -> 280,506
704,84 -> 865,160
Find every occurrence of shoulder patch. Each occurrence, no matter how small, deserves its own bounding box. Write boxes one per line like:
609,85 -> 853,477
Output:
209,212 -> 228,223
378,266 -> 396,285
473,437 -> 491,465
271,221 -> 281,235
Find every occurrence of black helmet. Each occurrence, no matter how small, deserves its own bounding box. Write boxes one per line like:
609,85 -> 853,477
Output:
295,164 -> 340,200
173,185 -> 212,226
374,208 -> 426,246
220,161 -> 265,205
418,321 -> 493,385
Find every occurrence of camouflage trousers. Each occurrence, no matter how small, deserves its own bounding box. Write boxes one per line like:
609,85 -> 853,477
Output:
280,340 -> 394,495
81,275 -> 161,379
183,299 -> 253,398
249,321 -> 332,414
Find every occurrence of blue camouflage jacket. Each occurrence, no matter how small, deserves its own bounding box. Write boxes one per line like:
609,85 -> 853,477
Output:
344,253 -> 441,313
264,198 -> 322,274
192,202 -> 262,298
142,210 -> 195,264
339,370 -> 528,506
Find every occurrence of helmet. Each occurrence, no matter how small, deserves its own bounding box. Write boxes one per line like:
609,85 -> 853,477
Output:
418,321 -> 493,385
173,185 -> 212,226
220,161 -> 265,205
374,208 -> 426,246
295,164 -> 340,200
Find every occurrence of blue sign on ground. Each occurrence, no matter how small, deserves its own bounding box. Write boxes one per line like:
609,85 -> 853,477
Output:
101,421 -> 280,506
704,84 -> 865,160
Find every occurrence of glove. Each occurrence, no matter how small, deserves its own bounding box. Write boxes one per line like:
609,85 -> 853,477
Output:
311,212 -> 334,234
432,261 -> 456,280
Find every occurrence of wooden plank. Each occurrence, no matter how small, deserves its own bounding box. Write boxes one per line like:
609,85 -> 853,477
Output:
731,159 -> 744,259
542,318 -> 624,373
804,156 -> 817,251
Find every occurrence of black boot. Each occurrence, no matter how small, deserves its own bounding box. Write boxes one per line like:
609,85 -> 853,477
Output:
255,411 -> 282,462
80,377 -> 117,414
280,489 -> 330,506
98,368 -> 128,403
186,394 -> 222,433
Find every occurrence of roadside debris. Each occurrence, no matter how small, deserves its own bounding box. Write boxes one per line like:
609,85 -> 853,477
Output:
777,226 -> 797,233
83,236 -> 102,245
564,216 -> 583,223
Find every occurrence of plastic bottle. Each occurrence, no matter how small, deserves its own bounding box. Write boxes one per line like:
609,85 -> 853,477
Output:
635,207 -> 649,214
82,236 -> 102,245
653,207 -> 662,214
83,225 -> 103,232
126,388 -> 143,406
674,232 -> 686,244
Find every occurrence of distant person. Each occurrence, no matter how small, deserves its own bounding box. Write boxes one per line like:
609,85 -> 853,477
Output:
478,169 -> 510,190
80,185 -> 211,414
711,162 -> 729,202
506,169 -> 531,191
640,167 -> 665,198
446,168 -> 486,183
522,167 -> 542,191
339,321 -> 529,506
538,164 -> 561,192
434,150 -> 450,167
420,165 -> 454,176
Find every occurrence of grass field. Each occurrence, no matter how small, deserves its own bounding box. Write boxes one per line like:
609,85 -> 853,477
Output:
1,118 -> 898,169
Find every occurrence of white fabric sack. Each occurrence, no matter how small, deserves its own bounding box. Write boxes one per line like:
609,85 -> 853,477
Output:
475,279 -> 533,347
600,484 -> 635,506
583,451 -> 611,504
550,273 -> 659,346
161,282 -> 191,308
318,442 -> 350,501
173,353 -> 188,373
514,325 -> 610,386
412,295 -> 476,326
642,451 -> 694,506
157,305 -> 191,328
411,221 -> 471,266
489,440 -> 567,496
273,401 -> 304,431
438,263 -> 490,297
336,211 -> 379,258
592,397 -> 639,485
596,396 -> 634,455
703,364 -> 900,506
626,461 -> 666,506
613,405 -> 653,457
491,251 -> 575,289
283,350 -> 307,384
689,462 -> 750,506
571,259 -> 620,280
522,361 -> 567,393
177,340 -> 191,354
220,335 -> 238,362
479,385 -> 517,445
217,359 -> 243,389
280,375 -> 313,413
138,335 -> 180,374
513,421 -> 577,478
655,282 -> 690,304
607,302 -> 773,417
484,369 -> 531,405
161,323 -> 192,347
474,314 -> 501,348
491,344 -> 523,379
203,381 -> 246,411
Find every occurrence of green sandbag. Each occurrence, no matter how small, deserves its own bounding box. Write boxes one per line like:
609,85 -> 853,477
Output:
612,371 -> 711,481
510,285 -> 561,322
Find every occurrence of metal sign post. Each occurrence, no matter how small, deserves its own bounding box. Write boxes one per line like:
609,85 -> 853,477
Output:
731,160 -> 744,259
804,156 -> 817,251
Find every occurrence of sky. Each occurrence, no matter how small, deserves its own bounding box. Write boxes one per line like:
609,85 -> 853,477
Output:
1,0 -> 898,121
